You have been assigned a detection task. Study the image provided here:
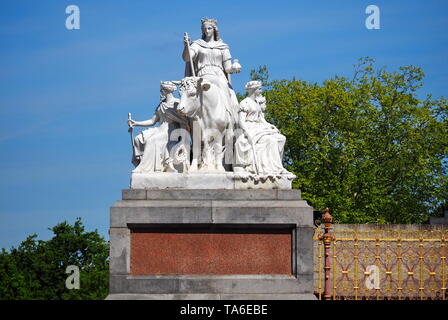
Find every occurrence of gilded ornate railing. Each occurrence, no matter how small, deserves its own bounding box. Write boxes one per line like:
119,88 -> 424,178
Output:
314,213 -> 447,300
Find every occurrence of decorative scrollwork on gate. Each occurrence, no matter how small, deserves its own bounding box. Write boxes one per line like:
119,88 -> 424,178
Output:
314,223 -> 447,300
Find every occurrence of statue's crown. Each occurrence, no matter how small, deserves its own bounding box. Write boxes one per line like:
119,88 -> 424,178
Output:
245,80 -> 262,90
201,17 -> 218,27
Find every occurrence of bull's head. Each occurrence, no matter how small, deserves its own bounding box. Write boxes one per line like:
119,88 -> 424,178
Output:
177,77 -> 211,117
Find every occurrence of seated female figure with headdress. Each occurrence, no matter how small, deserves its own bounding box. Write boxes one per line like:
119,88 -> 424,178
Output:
128,81 -> 189,173
234,81 -> 292,177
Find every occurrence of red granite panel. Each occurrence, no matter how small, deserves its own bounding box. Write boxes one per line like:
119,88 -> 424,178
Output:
131,229 -> 292,275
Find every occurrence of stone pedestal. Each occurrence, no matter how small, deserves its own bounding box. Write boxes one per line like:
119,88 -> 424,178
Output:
106,189 -> 316,300
131,172 -> 296,190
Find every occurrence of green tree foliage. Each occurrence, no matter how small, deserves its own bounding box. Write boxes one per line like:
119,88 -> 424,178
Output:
0,218 -> 109,300
251,58 -> 448,223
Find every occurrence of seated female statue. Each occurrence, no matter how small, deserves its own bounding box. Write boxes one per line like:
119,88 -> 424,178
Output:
234,81 -> 292,177
128,81 -> 189,173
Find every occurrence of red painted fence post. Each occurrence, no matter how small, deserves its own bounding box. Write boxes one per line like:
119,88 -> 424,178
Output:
319,208 -> 335,300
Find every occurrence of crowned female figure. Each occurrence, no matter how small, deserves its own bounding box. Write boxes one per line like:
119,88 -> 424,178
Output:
234,81 -> 293,177
182,17 -> 241,124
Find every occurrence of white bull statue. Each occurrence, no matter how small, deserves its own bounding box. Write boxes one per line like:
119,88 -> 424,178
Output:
177,76 -> 235,172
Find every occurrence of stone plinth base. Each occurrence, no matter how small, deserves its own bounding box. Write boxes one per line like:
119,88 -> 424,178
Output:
106,293 -> 315,300
107,189 -> 316,300
130,172 -> 296,190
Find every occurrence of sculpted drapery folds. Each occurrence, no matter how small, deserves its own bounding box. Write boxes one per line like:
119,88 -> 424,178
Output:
128,81 -> 189,173
182,18 -> 241,125
234,81 -> 293,177
127,18 -> 295,188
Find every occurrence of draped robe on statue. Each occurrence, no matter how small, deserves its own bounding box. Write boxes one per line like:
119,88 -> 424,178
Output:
235,97 -> 288,175
185,39 -> 239,125
133,100 -> 188,173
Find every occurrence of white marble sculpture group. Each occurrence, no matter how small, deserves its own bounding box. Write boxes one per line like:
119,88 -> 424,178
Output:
127,18 -> 295,189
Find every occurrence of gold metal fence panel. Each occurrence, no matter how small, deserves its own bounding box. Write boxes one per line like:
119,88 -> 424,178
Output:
314,225 -> 448,300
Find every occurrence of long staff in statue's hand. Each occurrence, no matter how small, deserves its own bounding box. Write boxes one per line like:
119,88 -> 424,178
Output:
184,32 -> 196,77
128,113 -> 138,166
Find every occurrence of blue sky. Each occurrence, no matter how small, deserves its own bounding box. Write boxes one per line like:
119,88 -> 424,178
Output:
0,0 -> 447,249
